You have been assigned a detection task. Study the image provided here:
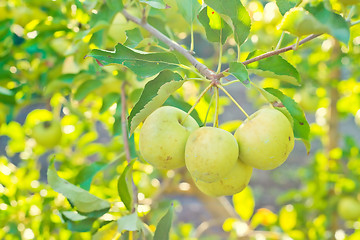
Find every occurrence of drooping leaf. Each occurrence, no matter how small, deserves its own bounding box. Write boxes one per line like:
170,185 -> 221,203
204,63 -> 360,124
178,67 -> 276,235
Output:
276,0 -> 299,15
229,62 -> 250,88
88,44 -> 179,78
113,98 -> 122,136
246,51 -> 301,86
233,187 -> 254,221
117,160 -> 135,211
264,88 -> 310,152
124,28 -> 143,48
75,161 -> 108,191
140,0 -> 166,9
100,92 -> 120,114
60,211 -> 96,232
305,2 -> 350,44
47,161 -> 111,218
197,7 -> 232,44
205,0 -> 251,46
153,204 -> 174,240
0,86 -> 16,105
164,95 -> 202,126
175,0 -> 202,24
117,212 -> 143,232
128,70 -> 185,134
74,79 -> 102,101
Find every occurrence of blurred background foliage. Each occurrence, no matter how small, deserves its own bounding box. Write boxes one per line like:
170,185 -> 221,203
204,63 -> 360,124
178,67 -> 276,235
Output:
0,0 -> 360,239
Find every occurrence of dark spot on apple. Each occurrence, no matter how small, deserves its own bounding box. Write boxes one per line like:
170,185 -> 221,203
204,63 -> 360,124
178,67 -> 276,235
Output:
166,156 -> 172,161
288,136 -> 291,141
299,122 -> 304,125
43,121 -> 52,128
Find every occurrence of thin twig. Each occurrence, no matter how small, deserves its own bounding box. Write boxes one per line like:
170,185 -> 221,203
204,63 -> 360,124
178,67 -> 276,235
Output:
122,10 -> 216,80
241,33 -> 321,66
121,82 -> 131,162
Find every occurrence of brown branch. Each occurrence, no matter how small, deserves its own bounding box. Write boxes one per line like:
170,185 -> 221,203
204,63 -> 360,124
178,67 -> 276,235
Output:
242,34 -> 321,66
122,10 -> 216,80
121,82 -> 131,162
122,9 -> 324,81
120,82 -> 138,213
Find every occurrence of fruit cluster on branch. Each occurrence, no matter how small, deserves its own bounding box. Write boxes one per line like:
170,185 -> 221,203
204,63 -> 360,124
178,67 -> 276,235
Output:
139,106 -> 295,197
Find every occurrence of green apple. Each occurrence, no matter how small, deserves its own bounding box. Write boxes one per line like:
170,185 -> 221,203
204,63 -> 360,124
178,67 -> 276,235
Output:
235,108 -> 294,170
278,7 -> 328,37
139,106 -> 199,169
337,196 -> 360,221
185,127 -> 239,183
193,159 -> 253,196
32,121 -> 62,148
355,109 -> 360,127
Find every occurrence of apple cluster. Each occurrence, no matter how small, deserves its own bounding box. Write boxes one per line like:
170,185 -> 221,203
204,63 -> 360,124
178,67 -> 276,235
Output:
139,106 -> 295,197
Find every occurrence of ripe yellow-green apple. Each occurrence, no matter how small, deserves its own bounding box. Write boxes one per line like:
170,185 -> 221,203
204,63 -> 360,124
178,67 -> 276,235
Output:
139,106 -> 199,169
355,109 -> 360,127
278,7 -> 328,37
235,108 -> 294,170
185,127 -> 239,183
32,121 -> 62,148
337,196 -> 360,221
193,160 -> 253,196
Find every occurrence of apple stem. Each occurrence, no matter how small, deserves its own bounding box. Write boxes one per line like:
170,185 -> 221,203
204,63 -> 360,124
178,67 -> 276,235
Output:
203,92 -> 215,126
218,85 -> 250,119
216,36 -> 223,74
181,83 -> 213,125
293,37 -> 300,50
213,87 -> 219,127
275,32 -> 285,50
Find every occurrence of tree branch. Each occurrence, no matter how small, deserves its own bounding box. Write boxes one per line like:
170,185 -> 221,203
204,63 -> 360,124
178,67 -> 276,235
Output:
241,34 -> 321,66
122,10 -> 216,80
121,10 -> 325,81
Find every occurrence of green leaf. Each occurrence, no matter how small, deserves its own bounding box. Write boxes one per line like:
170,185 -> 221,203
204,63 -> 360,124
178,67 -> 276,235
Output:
113,98 -> 123,136
117,160 -> 135,211
128,70 -> 185,134
276,0 -> 299,15
140,0 -> 166,9
153,204 -> 174,240
47,161 -> 110,217
100,92 -> 120,114
305,2 -> 350,44
117,212 -> 143,232
229,62 -> 250,88
60,211 -> 96,232
164,95 -> 202,126
205,0 -> 251,46
0,86 -> 16,105
175,0 -> 201,24
88,44 -> 179,78
124,28 -> 143,48
106,0 -> 124,11
75,161 -> 108,191
246,51 -> 301,86
74,79 -> 102,101
198,7 -> 232,44
264,88 -> 310,152
233,187 -> 254,221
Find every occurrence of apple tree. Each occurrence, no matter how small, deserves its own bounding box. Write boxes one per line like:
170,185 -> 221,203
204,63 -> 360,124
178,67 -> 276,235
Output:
0,0 -> 360,239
